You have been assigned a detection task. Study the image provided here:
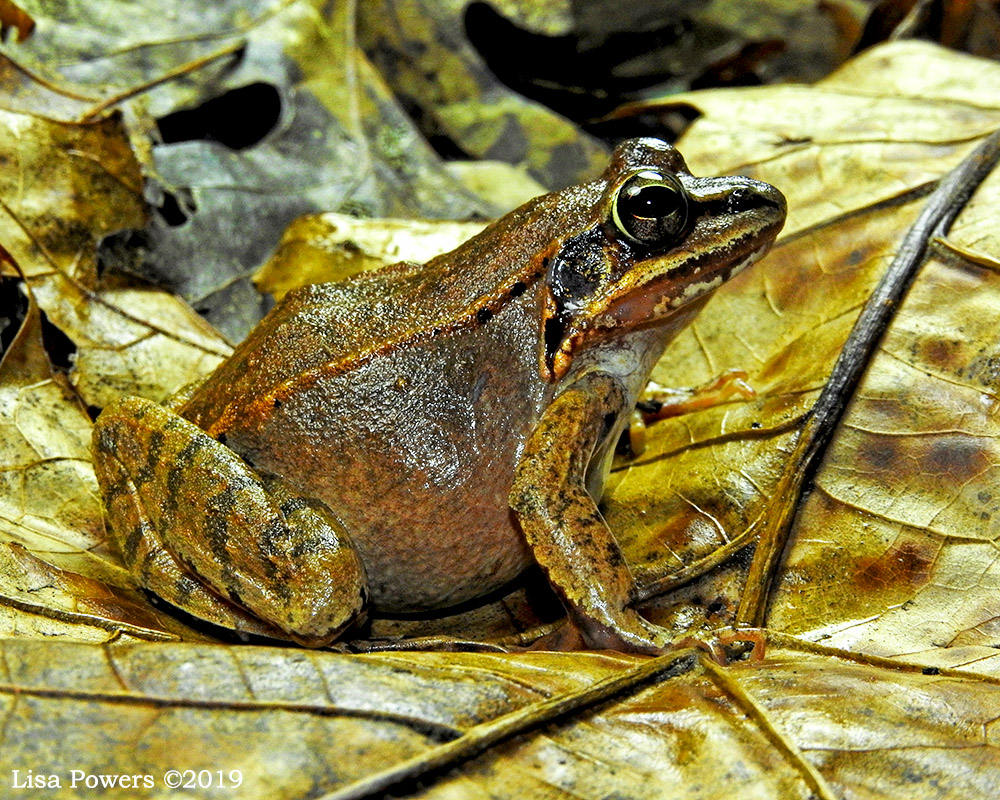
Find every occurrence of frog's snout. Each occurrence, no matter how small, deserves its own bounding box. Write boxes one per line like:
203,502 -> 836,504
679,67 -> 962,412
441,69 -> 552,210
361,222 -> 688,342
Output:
727,178 -> 787,225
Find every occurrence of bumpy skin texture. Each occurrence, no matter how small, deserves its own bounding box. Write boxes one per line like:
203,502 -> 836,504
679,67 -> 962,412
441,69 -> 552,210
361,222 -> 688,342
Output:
178,277 -> 547,614
92,138 -> 786,650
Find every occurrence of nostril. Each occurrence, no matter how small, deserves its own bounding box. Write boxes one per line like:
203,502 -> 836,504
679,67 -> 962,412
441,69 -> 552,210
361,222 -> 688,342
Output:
727,187 -> 752,213
726,184 -> 787,214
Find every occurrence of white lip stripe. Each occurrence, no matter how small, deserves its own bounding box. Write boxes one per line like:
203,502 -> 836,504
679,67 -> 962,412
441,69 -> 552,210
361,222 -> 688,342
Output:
663,242 -> 770,309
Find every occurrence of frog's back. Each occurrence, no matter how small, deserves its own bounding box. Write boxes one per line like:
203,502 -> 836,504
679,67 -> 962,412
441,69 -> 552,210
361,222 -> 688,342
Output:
181,188 -> 593,433
181,261 -> 475,430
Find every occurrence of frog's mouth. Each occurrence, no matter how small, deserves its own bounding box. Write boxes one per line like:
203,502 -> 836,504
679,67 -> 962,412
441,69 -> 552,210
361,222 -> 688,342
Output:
602,233 -> 780,326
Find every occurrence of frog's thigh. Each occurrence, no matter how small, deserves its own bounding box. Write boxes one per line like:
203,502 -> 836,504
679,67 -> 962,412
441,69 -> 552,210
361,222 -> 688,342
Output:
510,373 -> 672,654
92,396 -> 367,647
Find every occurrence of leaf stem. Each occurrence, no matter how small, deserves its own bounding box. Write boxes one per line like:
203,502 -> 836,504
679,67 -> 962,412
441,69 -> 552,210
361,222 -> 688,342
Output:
764,631 -> 1000,685
78,41 -> 245,122
700,654 -> 841,800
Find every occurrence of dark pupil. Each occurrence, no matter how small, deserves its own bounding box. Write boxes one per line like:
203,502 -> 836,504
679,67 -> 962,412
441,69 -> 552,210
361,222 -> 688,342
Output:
622,183 -> 680,220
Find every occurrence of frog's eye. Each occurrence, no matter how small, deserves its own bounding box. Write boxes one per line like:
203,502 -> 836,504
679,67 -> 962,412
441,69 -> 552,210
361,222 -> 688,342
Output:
612,170 -> 689,247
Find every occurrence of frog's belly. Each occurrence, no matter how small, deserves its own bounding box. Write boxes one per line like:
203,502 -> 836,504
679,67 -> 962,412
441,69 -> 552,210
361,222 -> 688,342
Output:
325,474 -> 532,613
252,426 -> 533,612
229,345 -> 544,613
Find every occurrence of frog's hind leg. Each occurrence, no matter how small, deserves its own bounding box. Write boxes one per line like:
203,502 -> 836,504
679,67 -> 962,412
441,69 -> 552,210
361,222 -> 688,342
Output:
92,396 -> 367,647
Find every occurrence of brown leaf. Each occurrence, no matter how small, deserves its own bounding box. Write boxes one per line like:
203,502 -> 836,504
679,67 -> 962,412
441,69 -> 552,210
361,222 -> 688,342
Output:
4,15 -> 1000,798
0,296 -> 210,642
0,103 -> 232,407
357,0 -> 609,188
768,152 -> 1000,656
0,296 -> 107,568
256,213 -> 487,300
2,1 -> 493,340
0,542 -> 183,642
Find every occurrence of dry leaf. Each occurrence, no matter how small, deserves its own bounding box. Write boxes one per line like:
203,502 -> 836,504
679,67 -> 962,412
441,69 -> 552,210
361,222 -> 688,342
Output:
0,298 -> 106,567
0,296 -> 208,643
0,103 -> 232,407
357,0 -> 866,166
607,41 -> 1000,664
357,0 -> 609,187
3,0 -> 493,340
0,638 -> 997,798
2,5 -> 1000,796
256,213 -> 487,300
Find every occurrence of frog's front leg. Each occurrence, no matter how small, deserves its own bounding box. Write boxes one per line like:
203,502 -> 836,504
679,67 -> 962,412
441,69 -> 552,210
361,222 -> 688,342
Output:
92,396 -> 367,647
510,373 -> 672,654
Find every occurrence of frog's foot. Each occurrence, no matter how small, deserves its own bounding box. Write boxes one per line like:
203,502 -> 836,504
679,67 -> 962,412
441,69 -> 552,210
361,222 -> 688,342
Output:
627,369 -> 755,455
638,369 -> 757,421
92,396 -> 368,647
640,368 -> 754,419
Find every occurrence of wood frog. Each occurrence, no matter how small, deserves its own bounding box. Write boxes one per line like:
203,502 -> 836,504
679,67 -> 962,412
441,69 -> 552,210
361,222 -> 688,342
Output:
92,138 -> 785,653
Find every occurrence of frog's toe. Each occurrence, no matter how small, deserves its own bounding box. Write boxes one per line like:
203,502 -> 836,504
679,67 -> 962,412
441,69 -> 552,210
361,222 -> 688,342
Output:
259,479 -> 370,646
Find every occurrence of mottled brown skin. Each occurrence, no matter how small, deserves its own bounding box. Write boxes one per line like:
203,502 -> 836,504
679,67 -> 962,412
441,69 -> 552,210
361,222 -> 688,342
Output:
92,138 -> 786,651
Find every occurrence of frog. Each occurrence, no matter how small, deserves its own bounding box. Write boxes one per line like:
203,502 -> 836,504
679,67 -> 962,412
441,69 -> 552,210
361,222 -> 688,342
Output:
91,138 -> 786,653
